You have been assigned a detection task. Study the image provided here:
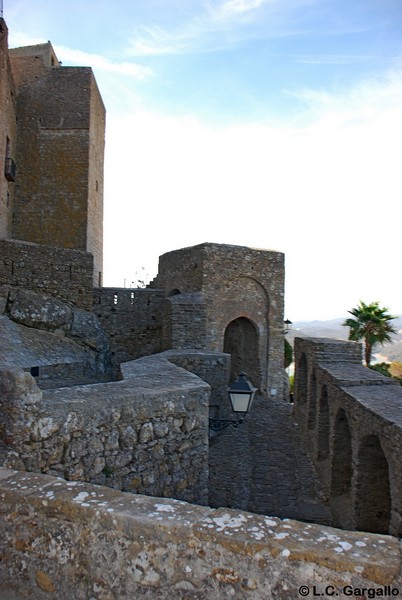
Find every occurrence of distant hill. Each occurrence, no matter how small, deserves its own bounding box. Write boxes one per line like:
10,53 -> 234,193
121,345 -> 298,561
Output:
287,317 -> 402,364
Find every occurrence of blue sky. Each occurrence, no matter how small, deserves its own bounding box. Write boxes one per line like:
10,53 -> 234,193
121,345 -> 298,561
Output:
5,0 -> 402,320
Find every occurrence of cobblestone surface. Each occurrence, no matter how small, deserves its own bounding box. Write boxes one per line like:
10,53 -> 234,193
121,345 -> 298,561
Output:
209,396 -> 331,524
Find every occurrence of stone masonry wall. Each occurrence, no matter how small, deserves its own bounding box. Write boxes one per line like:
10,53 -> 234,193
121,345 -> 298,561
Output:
0,18 -> 16,240
0,354 -> 210,505
93,287 -> 166,366
293,337 -> 402,537
9,44 -> 105,285
0,467 -> 401,599
0,239 -> 94,310
154,243 -> 285,399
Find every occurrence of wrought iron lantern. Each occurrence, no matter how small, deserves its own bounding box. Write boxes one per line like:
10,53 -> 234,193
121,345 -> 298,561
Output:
284,319 -> 292,334
209,372 -> 257,432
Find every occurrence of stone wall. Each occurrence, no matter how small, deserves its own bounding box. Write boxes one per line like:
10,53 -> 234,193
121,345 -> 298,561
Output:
0,239 -> 94,310
9,43 -> 105,284
0,353 -> 210,505
0,18 -> 16,240
93,287 -> 167,366
0,467 -> 400,599
293,337 -> 402,537
154,243 -> 286,398
165,349 -> 231,419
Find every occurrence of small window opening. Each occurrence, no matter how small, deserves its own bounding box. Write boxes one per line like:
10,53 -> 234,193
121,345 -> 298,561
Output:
168,288 -> 181,297
30,366 -> 39,377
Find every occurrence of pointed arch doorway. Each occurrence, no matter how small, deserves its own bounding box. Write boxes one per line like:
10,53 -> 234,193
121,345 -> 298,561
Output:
223,317 -> 261,390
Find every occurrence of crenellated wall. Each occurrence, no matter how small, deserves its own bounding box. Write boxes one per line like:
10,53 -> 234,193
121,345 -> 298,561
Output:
93,287 -> 167,366
293,337 -> 402,537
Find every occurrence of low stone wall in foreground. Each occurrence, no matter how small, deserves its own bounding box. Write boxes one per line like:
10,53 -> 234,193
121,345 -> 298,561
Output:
0,468 -> 400,599
0,353 -> 210,505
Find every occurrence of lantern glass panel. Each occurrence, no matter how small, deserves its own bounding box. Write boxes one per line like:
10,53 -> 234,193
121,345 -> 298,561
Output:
229,391 -> 254,414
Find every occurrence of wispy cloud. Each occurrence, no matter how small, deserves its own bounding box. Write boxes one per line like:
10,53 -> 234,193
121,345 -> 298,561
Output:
284,66 -> 402,135
9,32 -> 153,80
211,0 -> 267,18
222,0 -> 265,12
54,46 -> 154,79
126,0 -> 274,57
296,54 -> 379,66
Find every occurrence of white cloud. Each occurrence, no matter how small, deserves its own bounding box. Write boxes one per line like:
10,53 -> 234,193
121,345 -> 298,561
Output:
54,45 -> 154,79
126,0 -> 275,57
102,67 -> 402,319
8,32 -> 153,80
219,0 -> 265,16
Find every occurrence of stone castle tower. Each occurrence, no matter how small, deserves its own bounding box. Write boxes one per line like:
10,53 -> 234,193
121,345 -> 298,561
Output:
0,19 -> 105,285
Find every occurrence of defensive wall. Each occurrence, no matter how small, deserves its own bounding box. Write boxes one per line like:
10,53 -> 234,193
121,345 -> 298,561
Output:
0,32 -> 105,286
1,336 -> 402,596
95,243 -> 286,400
0,353 -> 212,506
293,337 -> 402,537
0,238 -> 94,310
93,287 -> 166,366
153,243 -> 285,398
0,468 -> 401,599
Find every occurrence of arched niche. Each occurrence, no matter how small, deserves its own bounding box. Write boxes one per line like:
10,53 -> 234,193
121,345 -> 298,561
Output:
330,408 -> 353,529
307,371 -> 317,430
317,385 -> 330,462
223,317 -> 260,390
355,434 -> 391,534
295,352 -> 308,405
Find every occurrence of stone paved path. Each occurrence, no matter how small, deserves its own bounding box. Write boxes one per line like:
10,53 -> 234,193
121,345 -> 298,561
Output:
209,396 -> 331,524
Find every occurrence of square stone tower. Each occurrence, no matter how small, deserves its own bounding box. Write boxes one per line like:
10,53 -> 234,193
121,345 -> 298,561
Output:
154,242 -> 285,398
8,42 -> 105,286
0,18 -> 17,240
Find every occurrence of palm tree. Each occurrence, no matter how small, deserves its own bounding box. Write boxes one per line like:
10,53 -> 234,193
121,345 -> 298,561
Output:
343,301 -> 397,366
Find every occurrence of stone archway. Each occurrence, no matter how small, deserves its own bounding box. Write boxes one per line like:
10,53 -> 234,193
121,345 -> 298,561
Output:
330,408 -> 353,529
317,385 -> 330,462
307,371 -> 317,430
223,317 -> 260,389
355,435 -> 391,534
295,352 -> 308,405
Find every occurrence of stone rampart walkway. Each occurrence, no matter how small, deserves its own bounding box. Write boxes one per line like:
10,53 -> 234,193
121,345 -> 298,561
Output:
209,396 -> 331,524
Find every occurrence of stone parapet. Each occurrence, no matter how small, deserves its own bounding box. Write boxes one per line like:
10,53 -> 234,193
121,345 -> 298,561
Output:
0,239 -> 94,310
0,468 -> 400,599
93,287 -> 166,365
0,353 -> 210,505
293,337 -> 402,536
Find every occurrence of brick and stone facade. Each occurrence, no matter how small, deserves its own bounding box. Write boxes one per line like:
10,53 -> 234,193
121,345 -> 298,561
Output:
3,40 -> 105,286
0,239 -> 94,310
0,19 -> 16,240
152,242 -> 285,398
